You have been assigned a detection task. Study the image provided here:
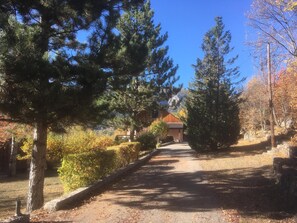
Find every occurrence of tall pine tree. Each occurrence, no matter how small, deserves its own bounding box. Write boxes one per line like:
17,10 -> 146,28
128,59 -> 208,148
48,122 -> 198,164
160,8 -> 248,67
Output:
0,0 -> 143,212
108,1 -> 180,140
186,17 -> 241,151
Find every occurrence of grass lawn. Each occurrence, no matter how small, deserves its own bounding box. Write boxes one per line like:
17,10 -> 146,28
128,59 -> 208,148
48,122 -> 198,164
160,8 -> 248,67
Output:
0,170 -> 63,220
197,139 -> 297,223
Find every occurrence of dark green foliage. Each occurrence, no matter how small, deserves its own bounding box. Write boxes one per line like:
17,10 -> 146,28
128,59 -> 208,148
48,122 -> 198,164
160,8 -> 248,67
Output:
186,17 -> 242,151
0,1 -> 143,127
0,0 -> 143,211
107,1 -> 180,140
136,132 -> 157,151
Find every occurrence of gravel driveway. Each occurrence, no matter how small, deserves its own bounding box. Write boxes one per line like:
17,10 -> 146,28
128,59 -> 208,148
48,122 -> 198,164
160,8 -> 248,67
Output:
33,143 -> 227,223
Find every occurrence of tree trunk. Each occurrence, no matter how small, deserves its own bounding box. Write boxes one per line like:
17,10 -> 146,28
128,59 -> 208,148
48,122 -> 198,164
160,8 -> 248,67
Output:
129,126 -> 135,142
27,121 -> 47,213
8,136 -> 17,177
272,106 -> 280,127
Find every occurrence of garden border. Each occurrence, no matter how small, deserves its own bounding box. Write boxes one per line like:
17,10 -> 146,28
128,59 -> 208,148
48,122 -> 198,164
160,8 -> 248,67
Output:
43,149 -> 160,212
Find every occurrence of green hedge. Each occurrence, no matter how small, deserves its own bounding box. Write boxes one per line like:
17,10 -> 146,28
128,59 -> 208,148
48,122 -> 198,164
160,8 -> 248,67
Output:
58,142 -> 140,192
136,132 -> 157,151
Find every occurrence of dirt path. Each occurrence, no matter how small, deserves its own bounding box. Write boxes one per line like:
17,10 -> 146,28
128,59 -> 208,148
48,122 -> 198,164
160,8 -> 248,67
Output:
32,143 -> 227,223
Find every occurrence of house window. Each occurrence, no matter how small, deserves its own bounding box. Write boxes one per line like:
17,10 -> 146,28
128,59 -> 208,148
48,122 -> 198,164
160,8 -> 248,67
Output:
152,110 -> 158,119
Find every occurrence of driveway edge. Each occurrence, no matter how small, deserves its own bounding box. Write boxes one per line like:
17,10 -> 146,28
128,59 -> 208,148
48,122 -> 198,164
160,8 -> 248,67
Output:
43,149 -> 160,212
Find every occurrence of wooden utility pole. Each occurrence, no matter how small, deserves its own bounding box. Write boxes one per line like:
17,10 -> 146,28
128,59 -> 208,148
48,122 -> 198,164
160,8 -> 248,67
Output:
267,43 -> 276,148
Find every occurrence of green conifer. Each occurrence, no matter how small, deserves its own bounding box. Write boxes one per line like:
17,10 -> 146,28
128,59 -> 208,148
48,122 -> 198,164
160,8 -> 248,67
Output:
0,0 -> 143,211
186,17 -> 242,151
108,1 -> 180,140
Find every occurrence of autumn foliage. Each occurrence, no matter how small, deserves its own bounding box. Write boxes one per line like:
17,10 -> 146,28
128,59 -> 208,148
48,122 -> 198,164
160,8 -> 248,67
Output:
240,76 -> 268,133
241,60 -> 297,141
20,126 -> 115,163
58,142 -> 140,192
274,61 -> 297,128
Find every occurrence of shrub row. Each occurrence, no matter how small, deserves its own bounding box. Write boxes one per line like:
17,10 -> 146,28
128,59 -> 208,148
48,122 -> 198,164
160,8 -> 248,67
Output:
58,142 -> 140,192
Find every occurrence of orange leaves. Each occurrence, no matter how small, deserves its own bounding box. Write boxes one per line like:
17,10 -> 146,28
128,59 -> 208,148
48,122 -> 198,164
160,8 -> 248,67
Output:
274,61 -> 297,127
0,115 -> 32,147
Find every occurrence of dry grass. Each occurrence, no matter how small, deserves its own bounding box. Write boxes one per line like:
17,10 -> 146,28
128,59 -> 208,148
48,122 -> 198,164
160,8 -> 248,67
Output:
197,139 -> 297,223
0,170 -> 63,220
199,140 -> 273,170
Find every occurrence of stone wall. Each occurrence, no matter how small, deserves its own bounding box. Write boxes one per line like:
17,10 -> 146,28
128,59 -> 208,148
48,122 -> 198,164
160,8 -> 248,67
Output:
273,157 -> 297,199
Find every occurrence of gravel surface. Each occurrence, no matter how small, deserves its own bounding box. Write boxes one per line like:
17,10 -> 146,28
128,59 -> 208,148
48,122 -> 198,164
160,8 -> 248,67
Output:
31,143 -> 227,223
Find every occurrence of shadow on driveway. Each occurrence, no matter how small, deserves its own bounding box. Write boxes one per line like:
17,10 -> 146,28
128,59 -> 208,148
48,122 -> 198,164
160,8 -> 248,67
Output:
102,144 -> 297,220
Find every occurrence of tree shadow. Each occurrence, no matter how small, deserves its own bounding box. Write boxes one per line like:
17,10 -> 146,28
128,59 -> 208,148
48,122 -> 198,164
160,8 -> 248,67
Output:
0,169 -> 59,183
99,154 -> 296,220
196,133 -> 294,160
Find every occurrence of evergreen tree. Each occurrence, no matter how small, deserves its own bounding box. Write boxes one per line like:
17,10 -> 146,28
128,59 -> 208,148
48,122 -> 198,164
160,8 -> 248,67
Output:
186,17 -> 241,151
0,0 -> 143,212
108,1 -> 180,140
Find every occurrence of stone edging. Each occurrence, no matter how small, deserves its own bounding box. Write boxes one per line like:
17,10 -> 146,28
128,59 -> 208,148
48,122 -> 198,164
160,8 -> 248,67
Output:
43,149 -> 160,212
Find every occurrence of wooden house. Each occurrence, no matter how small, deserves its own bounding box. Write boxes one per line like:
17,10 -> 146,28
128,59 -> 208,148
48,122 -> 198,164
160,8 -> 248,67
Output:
158,110 -> 184,142
137,110 -> 184,142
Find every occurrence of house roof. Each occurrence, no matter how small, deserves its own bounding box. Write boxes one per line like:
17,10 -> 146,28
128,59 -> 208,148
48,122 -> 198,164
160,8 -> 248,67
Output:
162,111 -> 182,123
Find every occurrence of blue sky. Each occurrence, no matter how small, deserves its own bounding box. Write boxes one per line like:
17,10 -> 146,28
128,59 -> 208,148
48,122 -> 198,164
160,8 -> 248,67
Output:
150,0 -> 254,88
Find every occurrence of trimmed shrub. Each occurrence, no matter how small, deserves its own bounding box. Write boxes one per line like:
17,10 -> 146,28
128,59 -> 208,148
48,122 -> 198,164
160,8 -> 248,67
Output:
58,150 -> 116,192
106,142 -> 140,168
137,132 -> 157,151
58,142 -> 140,192
118,142 -> 140,164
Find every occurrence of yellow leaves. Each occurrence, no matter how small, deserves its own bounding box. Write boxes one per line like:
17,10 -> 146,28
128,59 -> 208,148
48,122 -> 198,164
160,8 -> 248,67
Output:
19,126 -> 115,161
149,120 -> 168,140
51,126 -> 115,154
177,108 -> 187,121
240,75 -> 268,131
59,142 -> 140,192
282,0 -> 297,11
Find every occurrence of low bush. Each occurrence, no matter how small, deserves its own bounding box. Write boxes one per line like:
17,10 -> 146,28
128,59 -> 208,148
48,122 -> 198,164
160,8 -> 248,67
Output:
136,132 -> 157,151
118,142 -> 140,164
58,150 -> 116,192
58,142 -> 140,192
